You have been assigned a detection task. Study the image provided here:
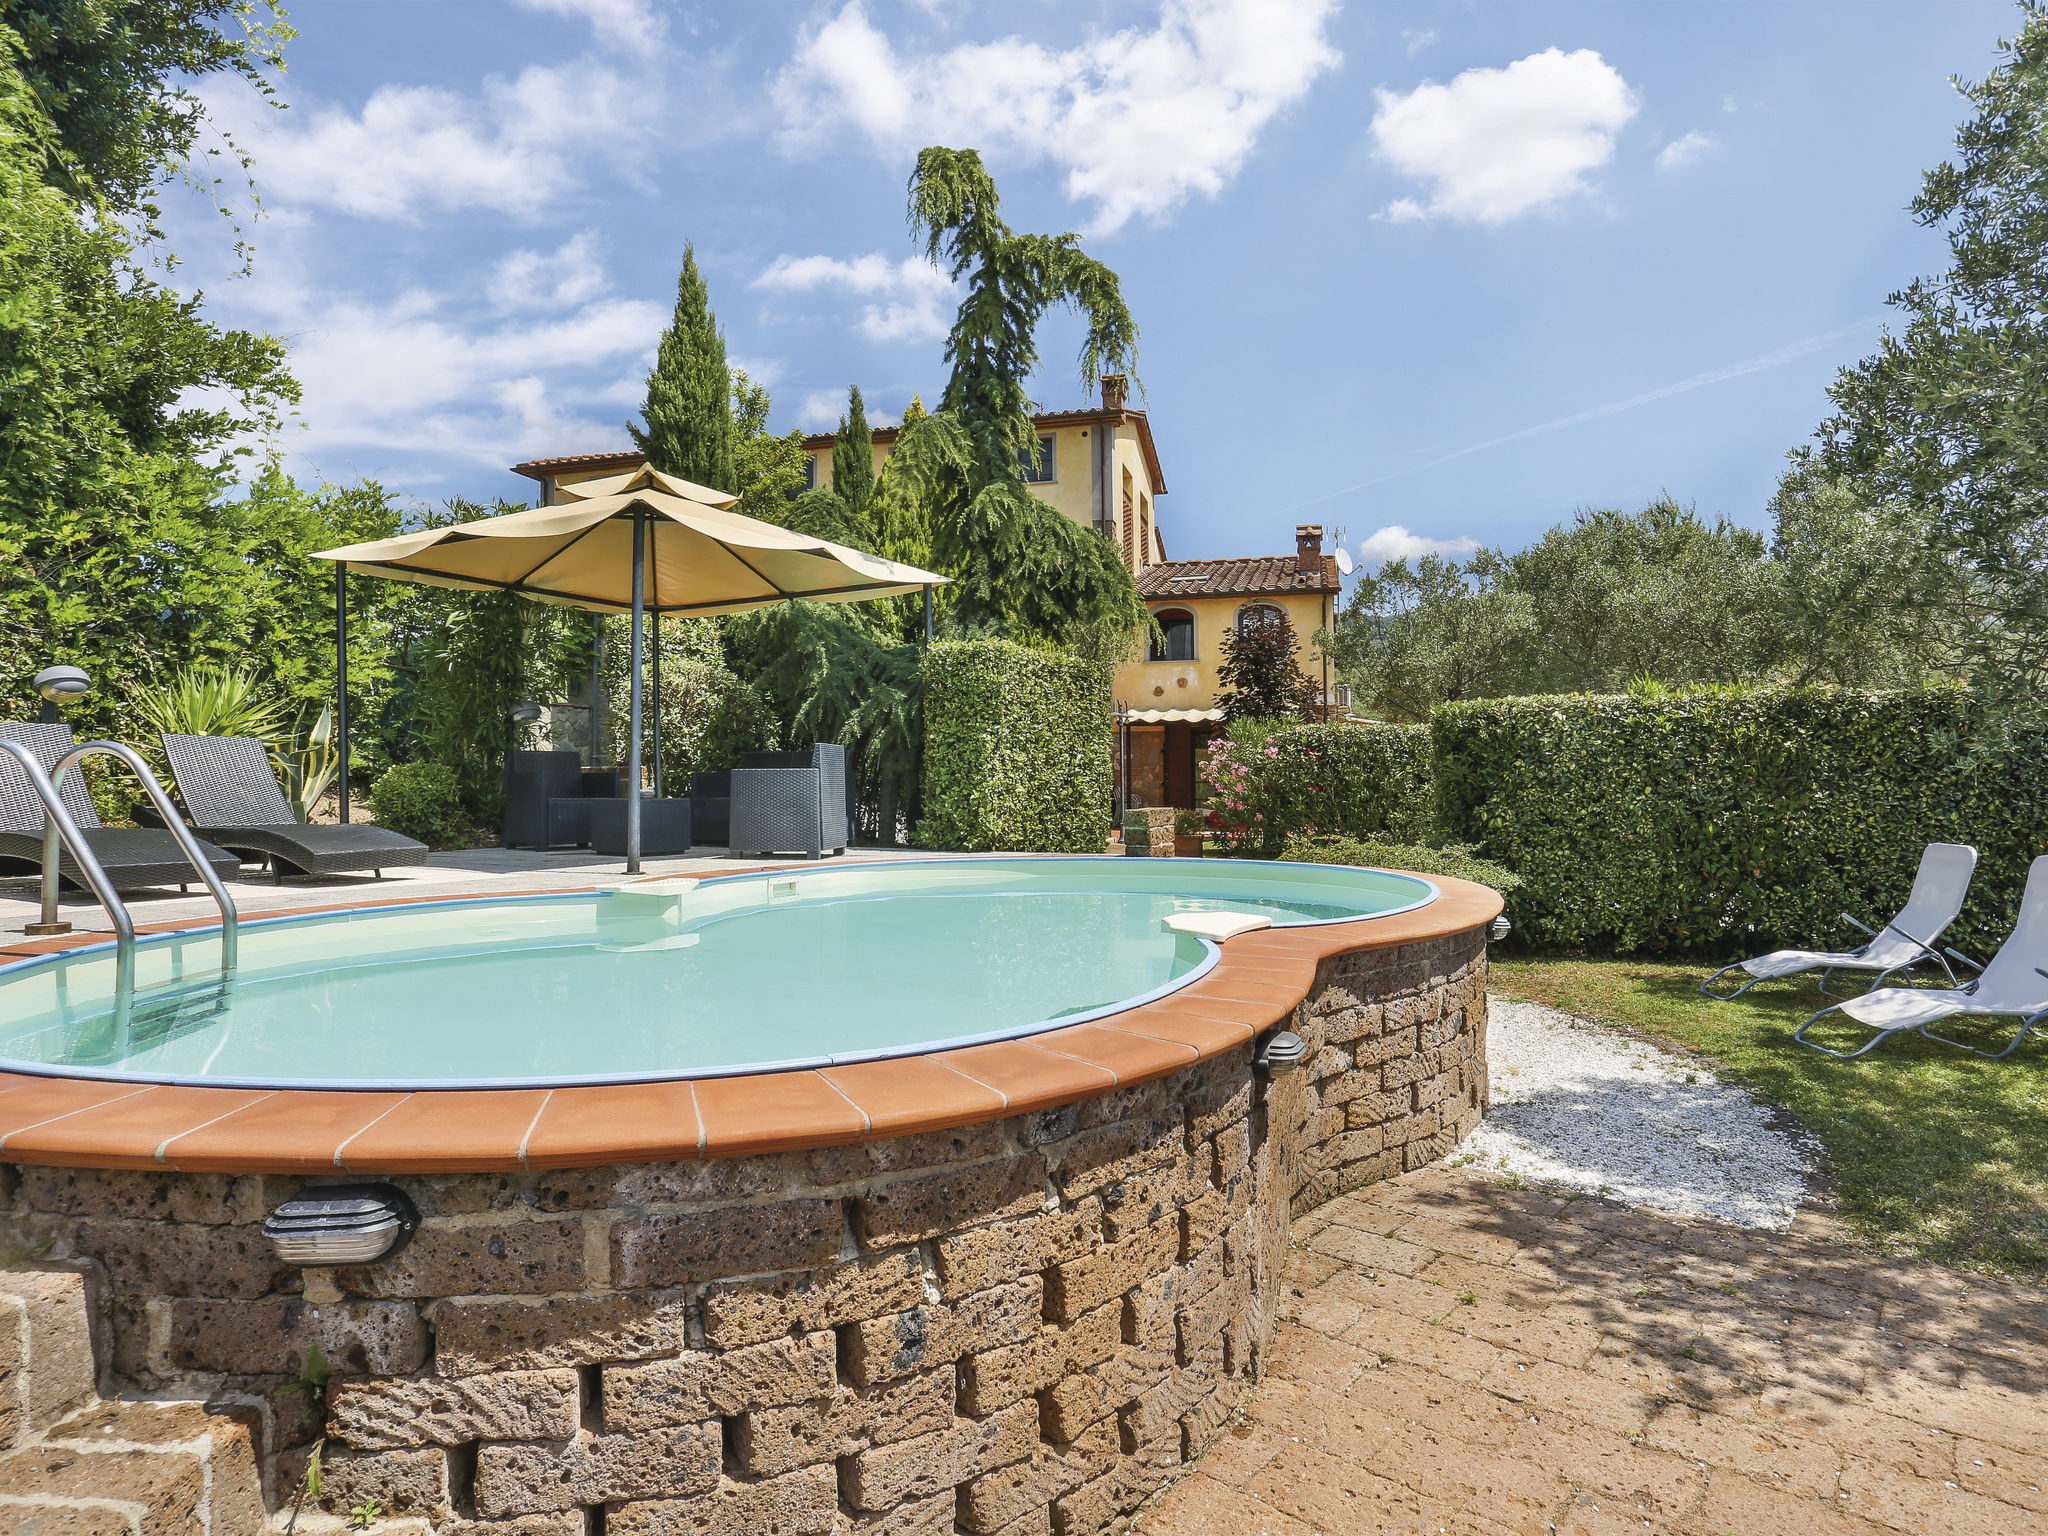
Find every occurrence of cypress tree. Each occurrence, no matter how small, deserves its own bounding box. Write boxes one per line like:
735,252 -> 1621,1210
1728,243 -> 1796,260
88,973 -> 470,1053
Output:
631,245 -> 737,492
832,386 -> 877,540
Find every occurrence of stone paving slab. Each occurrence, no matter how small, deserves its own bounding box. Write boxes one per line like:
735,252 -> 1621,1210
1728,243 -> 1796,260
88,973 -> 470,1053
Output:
1133,1167 -> 2047,1536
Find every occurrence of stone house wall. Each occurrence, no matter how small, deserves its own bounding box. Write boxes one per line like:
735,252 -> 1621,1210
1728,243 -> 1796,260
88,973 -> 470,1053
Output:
0,923 -> 1488,1534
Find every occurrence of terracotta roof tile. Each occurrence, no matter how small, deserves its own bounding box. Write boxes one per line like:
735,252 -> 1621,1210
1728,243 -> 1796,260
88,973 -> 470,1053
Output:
1136,555 -> 1341,599
509,451 -> 649,480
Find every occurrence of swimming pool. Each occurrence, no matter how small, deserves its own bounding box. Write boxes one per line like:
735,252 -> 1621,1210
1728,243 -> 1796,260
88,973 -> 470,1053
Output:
0,858 -> 1436,1090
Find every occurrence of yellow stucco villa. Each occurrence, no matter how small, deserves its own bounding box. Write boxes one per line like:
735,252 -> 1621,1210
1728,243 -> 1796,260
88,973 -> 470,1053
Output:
511,375 -> 1339,811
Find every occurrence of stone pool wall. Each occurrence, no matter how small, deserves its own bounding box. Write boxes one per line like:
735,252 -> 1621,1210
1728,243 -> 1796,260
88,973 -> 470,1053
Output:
0,924 -> 1488,1534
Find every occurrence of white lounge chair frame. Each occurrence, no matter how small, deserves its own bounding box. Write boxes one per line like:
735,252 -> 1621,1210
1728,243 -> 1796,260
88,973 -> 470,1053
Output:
1699,842 -> 1979,1000
1794,853 -> 2048,1060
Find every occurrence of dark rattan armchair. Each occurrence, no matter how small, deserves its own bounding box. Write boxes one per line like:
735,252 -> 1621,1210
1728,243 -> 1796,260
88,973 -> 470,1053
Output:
502,750 -> 619,849
160,733 -> 427,882
0,722 -> 239,891
729,743 -> 850,859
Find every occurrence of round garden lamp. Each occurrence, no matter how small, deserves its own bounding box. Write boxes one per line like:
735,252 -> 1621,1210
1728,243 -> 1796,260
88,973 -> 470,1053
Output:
34,665 -> 90,724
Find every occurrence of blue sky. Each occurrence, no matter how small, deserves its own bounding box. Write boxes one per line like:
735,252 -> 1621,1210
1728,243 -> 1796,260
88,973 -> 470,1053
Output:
179,0 -> 2011,574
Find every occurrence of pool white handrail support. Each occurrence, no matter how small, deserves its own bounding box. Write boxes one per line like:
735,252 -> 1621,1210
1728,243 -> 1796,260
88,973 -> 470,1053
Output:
44,741 -> 240,974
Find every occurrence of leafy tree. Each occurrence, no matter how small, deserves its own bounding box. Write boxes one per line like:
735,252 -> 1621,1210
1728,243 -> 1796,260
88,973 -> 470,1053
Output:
885,147 -> 1146,641
1216,606 -> 1320,721
6,0 -> 290,228
784,385 -> 881,549
1808,3 -> 2048,692
0,34 -> 298,740
630,245 -> 736,493
730,367 -> 807,520
1321,555 -> 1535,721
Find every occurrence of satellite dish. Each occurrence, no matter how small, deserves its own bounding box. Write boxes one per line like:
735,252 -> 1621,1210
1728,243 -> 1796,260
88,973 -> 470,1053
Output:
1333,546 -> 1355,576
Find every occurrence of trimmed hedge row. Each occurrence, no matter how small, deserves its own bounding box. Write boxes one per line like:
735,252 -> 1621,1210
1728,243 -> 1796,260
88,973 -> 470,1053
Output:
1202,721 -> 1432,854
919,640 -> 1113,853
1433,687 -> 2048,956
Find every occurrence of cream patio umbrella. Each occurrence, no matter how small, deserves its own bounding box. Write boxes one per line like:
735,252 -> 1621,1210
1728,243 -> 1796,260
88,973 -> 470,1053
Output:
314,465 -> 946,871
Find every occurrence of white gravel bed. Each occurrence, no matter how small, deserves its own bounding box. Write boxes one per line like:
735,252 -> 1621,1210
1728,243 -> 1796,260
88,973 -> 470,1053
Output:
1453,996 -> 1819,1230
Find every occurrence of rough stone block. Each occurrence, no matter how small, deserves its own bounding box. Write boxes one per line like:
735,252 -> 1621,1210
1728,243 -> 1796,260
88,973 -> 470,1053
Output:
1178,1274 -> 1250,1364
840,1401 -> 1038,1512
163,1297 -> 425,1376
438,1517 -> 584,1536
929,1200 -> 1099,1301
1020,1080 -> 1169,1147
603,1332 -> 835,1429
0,1267 -> 95,1443
1098,1162 -> 1183,1243
339,1216 -> 586,1298
842,1277 -> 1041,1388
855,1156 -> 1047,1250
1043,1219 -> 1179,1325
1211,1122 -> 1251,1188
956,1301 -> 1120,1416
699,1249 -> 924,1349
1043,1118 -> 1179,1203
612,1200 -> 842,1287
606,1464 -> 838,1536
328,1368 -> 580,1450
476,1423 -> 720,1516
610,1157 -> 788,1207
16,1168 -> 250,1224
735,1370 -> 952,1476
956,1419 -> 1117,1533
316,1446 -> 453,1519
1182,1068 -> 1252,1145
803,1123 -> 1009,1186
69,1217 -> 285,1299
431,1289 -> 689,1376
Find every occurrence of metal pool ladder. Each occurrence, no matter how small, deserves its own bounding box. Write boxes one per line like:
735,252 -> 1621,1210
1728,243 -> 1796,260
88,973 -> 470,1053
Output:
0,741 -> 239,1027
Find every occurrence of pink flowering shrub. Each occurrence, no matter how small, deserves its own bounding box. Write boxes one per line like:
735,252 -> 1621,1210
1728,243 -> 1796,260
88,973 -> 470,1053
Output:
1198,720 -> 1433,856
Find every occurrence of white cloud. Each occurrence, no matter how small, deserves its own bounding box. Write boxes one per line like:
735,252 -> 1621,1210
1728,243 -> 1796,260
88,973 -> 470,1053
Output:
797,390 -> 846,431
511,0 -> 663,50
754,253 -> 957,342
1358,525 -> 1479,566
1369,48 -> 1638,223
488,232 -> 610,309
1402,28 -> 1437,56
1656,131 -> 1716,171
217,60 -> 648,222
1721,94 -> 1738,114
773,0 -> 1341,234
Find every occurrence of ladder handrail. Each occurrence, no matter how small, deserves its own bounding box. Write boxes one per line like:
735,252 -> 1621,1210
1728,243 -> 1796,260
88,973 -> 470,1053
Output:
49,741 -> 238,973
0,739 -> 136,952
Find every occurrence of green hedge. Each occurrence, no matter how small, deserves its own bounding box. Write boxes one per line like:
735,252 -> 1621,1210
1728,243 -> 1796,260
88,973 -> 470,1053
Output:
1433,687 -> 2048,955
1202,721 -> 1432,854
919,641 -> 1112,852
368,761 -> 470,848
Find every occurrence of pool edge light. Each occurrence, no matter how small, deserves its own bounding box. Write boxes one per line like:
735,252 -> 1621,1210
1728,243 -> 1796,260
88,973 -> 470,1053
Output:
263,1183 -> 418,1267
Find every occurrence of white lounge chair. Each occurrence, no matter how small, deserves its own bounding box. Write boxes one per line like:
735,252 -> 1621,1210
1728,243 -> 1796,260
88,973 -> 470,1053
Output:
1794,853 -> 2048,1060
1700,842 -> 1979,1000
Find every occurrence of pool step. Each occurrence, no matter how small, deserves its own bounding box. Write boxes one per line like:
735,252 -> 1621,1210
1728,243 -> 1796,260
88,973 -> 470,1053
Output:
0,1269 -> 264,1534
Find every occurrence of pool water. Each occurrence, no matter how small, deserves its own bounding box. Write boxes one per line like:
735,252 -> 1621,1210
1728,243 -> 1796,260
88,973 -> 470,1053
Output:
0,859 -> 1435,1088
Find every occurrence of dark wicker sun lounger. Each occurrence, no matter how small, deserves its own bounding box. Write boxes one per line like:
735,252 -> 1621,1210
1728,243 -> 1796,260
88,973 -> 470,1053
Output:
161,733 -> 428,882
0,722 -> 240,891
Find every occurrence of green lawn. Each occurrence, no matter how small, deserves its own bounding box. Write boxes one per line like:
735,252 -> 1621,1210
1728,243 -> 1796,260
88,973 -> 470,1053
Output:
1487,954 -> 2048,1282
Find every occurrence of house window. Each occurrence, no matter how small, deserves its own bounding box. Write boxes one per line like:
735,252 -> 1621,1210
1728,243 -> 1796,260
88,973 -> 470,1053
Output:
801,456 -> 817,490
1236,602 -> 1286,635
1020,435 -> 1056,483
1149,608 -> 1195,662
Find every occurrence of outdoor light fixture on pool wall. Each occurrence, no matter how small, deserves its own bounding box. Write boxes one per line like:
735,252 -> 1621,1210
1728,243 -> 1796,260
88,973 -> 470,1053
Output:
1254,1029 -> 1307,1079
263,1184 -> 418,1267
1490,916 -> 1512,941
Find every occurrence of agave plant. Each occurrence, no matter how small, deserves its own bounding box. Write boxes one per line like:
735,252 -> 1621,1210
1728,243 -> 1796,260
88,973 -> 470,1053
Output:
281,705 -> 340,824
133,666 -> 290,746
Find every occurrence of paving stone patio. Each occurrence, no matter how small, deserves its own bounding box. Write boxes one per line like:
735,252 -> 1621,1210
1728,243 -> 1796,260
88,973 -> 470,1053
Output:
1134,1166 -> 2047,1536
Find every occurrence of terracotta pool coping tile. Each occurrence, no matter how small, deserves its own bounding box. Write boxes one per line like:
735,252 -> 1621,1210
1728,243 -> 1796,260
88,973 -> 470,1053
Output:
3,1085 -> 277,1168
1158,993 -> 1286,1032
0,1076 -> 160,1152
336,1089 -> 551,1174
519,1082 -> 702,1169
698,1071 -> 868,1157
923,1039 -> 1115,1117
160,1091 -> 413,1173
1100,1009 -> 1255,1057
818,1057 -> 1010,1140
1035,1023 -> 1199,1085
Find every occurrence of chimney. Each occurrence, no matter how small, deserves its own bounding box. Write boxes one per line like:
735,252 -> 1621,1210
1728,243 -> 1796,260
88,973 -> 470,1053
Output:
1295,523 -> 1324,574
1100,373 -> 1129,412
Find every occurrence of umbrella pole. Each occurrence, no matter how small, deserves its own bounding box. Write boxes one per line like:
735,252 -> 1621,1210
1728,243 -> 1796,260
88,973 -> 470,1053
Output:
627,513 -> 645,874
651,610 -> 663,800
335,566 -> 350,825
